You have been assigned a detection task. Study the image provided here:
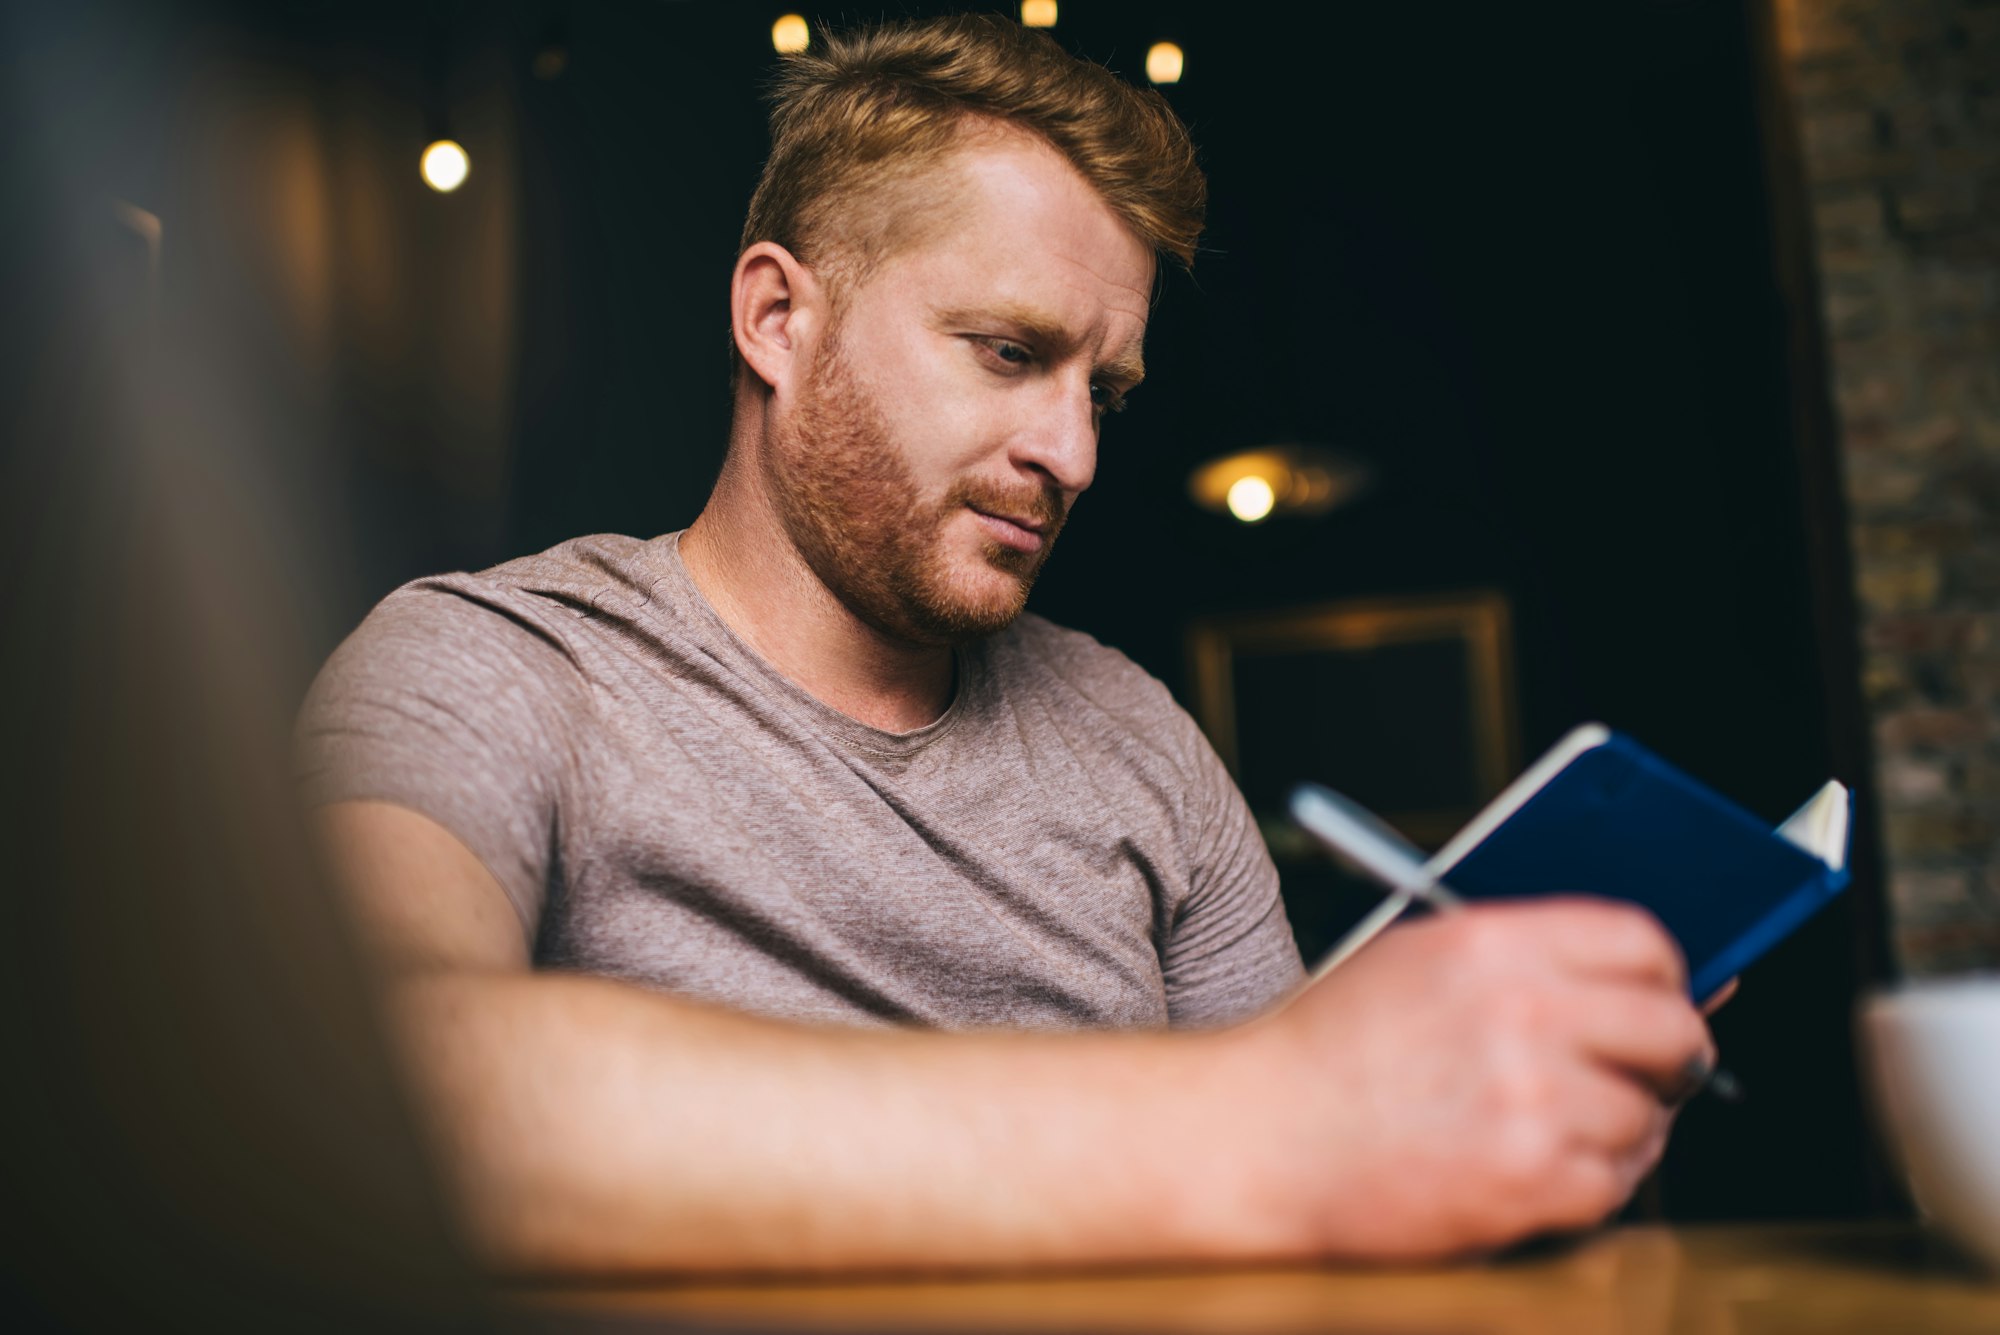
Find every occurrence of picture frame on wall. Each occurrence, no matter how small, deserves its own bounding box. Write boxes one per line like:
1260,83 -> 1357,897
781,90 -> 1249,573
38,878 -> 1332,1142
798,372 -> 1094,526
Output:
1186,590 -> 1520,855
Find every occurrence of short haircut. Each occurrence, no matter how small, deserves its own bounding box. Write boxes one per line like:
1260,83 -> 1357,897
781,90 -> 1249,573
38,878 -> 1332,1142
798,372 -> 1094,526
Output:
735,13 -> 1205,339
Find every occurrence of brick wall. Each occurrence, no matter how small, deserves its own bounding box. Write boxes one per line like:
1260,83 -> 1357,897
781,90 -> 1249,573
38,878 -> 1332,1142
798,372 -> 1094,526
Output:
1778,0 -> 2000,973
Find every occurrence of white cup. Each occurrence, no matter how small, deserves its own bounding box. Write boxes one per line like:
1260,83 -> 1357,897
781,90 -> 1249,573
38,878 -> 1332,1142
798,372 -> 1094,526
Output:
1860,974 -> 2000,1272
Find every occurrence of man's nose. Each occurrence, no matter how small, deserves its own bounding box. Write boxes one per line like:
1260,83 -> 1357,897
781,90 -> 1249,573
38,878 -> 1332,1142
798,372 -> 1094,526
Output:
1012,381 -> 1098,498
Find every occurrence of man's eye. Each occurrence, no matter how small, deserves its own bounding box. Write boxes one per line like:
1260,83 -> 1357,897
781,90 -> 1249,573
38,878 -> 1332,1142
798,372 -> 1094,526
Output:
1090,382 -> 1128,415
982,338 -> 1032,366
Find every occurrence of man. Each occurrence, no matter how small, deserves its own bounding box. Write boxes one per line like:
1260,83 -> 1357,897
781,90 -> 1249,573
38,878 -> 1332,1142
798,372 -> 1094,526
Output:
300,14 -> 1718,1273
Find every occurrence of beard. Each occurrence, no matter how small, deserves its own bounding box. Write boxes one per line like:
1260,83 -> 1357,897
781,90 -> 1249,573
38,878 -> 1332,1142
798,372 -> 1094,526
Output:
764,326 -> 1068,646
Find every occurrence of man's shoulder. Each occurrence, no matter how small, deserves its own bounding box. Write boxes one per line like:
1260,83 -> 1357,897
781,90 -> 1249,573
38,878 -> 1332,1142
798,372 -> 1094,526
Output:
986,612 -> 1179,721
423,531 -> 663,606
369,532 -> 666,631
328,532 -> 678,687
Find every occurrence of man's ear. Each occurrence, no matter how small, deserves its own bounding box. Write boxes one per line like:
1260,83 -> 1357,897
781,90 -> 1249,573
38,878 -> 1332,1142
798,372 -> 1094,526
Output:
731,241 -> 826,395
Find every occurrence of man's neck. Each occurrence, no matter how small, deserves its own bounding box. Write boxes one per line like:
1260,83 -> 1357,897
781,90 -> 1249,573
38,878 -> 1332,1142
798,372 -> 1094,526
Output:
679,488 -> 957,735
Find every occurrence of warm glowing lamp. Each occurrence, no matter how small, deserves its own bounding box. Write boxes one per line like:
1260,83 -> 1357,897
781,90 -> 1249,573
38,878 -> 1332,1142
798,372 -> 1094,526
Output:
1189,444 -> 1371,525
1225,475 -> 1276,523
420,140 -> 469,192
1145,42 -> 1184,85
772,14 -> 810,54
1020,0 -> 1058,27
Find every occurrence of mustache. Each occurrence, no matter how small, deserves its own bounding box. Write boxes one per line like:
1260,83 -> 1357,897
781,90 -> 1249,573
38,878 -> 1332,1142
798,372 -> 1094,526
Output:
947,478 -> 1068,532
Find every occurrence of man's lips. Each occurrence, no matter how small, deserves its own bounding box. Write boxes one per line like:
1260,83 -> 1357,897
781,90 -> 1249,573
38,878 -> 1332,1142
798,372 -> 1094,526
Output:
968,505 -> 1049,552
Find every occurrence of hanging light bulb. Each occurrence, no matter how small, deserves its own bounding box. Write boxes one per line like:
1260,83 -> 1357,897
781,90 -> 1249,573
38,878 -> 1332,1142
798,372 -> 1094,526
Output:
420,139 -> 469,192
1145,42 -> 1184,85
772,14 -> 810,54
1020,0 -> 1058,27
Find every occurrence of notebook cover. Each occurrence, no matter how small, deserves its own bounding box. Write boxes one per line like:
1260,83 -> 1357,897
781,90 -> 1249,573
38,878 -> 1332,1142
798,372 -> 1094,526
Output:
1433,733 -> 1852,999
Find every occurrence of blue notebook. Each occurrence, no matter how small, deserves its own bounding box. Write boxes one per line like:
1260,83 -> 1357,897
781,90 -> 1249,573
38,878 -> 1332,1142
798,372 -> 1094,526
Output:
1294,724 -> 1853,1001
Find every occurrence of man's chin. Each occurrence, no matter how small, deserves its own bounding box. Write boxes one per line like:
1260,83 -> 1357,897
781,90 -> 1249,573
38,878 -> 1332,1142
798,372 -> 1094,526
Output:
897,564 -> 1036,645
913,593 -> 1031,644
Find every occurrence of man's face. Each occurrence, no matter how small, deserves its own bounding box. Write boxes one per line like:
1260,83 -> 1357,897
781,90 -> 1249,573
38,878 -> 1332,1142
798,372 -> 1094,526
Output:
764,128 -> 1154,645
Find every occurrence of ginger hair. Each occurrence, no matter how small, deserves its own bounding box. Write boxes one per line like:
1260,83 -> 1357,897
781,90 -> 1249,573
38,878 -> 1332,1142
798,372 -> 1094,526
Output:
732,13 -> 1205,375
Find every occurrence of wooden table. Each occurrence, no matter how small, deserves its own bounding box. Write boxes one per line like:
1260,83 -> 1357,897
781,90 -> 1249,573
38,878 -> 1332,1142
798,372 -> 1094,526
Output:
515,1222 -> 2000,1333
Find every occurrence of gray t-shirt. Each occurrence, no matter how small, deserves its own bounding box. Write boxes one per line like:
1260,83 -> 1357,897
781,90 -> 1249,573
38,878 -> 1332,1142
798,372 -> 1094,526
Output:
297,532 -> 1303,1029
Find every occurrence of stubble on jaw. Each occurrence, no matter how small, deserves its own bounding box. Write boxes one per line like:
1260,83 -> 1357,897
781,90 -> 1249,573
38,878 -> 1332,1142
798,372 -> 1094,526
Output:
765,323 -> 1068,647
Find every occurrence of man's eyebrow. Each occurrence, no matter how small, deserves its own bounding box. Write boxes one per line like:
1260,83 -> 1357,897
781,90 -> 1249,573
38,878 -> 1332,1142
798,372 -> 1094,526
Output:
1098,346 -> 1146,388
937,303 -> 1146,386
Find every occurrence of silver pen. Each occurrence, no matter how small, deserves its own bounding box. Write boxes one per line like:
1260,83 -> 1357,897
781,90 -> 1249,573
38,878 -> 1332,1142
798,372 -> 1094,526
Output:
1289,783 -> 1465,913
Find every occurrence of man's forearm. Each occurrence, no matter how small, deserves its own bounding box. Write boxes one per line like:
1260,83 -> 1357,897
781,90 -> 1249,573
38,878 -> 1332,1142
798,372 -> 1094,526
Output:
338,789 -> 1707,1276
389,970 -> 1299,1275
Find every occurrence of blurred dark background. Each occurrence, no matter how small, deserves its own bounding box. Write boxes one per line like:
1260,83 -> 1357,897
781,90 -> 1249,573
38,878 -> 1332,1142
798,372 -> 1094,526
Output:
8,0 -> 1938,1321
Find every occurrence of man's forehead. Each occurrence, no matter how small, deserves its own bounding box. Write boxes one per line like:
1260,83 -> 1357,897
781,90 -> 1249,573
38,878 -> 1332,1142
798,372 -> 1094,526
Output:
881,138 -> 1153,365
858,130 -> 1136,259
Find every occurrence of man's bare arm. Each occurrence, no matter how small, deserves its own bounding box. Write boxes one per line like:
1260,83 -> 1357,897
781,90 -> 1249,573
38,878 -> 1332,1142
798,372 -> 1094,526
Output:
316,800 -> 1716,1275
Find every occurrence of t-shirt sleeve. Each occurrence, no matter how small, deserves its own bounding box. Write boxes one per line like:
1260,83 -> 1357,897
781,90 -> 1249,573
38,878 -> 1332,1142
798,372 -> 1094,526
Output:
1161,714 -> 1306,1027
294,578 -> 593,939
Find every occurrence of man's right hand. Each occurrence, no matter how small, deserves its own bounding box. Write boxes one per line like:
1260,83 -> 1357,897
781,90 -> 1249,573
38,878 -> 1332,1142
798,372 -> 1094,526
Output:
1234,899 -> 1714,1263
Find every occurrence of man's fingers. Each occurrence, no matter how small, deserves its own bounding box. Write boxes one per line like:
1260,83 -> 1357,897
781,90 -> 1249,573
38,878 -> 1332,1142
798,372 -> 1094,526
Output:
1475,898 -> 1690,993
1557,1064 -> 1670,1154
1534,1152 -> 1632,1235
1566,983 -> 1715,1100
1548,1068 -> 1676,1222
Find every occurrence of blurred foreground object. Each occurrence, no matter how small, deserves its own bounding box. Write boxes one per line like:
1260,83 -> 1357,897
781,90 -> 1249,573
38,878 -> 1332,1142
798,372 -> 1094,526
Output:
0,3 -> 490,1327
